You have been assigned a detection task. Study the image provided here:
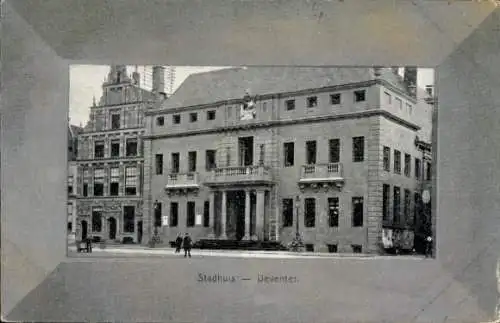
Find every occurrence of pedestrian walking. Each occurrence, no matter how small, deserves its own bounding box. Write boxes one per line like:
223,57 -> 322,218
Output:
425,235 -> 433,258
183,233 -> 192,258
175,233 -> 183,253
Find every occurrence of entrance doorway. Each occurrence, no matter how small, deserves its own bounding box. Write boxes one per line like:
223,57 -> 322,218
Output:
81,220 -> 88,240
227,190 -> 246,240
238,136 -> 254,166
137,221 -> 143,244
108,217 -> 117,240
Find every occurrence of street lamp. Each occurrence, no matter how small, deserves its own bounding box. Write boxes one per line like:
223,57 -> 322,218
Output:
291,195 -> 304,251
149,200 -> 160,247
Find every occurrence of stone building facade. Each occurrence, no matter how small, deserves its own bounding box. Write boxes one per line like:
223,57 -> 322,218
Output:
74,65 -> 164,243
67,124 -> 82,236
142,67 -> 434,254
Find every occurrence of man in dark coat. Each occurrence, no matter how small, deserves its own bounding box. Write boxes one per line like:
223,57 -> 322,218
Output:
175,233 -> 183,253
183,233 -> 192,258
425,235 -> 433,258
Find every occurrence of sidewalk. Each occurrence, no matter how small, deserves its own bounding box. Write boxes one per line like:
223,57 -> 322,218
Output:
67,244 -> 425,260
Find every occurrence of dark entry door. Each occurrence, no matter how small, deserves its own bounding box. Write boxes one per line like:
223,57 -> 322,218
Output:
235,191 -> 246,240
137,221 -> 143,244
81,220 -> 88,240
108,217 -> 117,240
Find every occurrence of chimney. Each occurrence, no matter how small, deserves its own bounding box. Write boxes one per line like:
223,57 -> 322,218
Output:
404,66 -> 417,98
152,66 -> 165,95
132,71 -> 140,86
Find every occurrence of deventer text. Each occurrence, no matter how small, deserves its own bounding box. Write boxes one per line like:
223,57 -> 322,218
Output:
257,274 -> 298,284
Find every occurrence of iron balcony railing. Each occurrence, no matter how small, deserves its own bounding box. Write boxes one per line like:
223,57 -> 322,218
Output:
165,172 -> 200,188
299,163 -> 343,180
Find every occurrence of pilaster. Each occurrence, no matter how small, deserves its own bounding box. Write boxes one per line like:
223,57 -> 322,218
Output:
208,191 -> 215,238
366,115 -> 383,254
255,189 -> 265,240
220,190 -> 227,239
243,189 -> 251,240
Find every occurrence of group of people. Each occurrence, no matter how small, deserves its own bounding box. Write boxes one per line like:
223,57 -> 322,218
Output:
175,233 -> 192,258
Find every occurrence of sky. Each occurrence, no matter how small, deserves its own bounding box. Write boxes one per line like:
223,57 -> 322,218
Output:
69,66 -> 434,127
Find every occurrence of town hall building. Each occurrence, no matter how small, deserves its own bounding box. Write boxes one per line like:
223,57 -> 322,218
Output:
142,67 -> 434,254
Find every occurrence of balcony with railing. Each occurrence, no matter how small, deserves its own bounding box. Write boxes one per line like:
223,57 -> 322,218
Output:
204,165 -> 273,186
298,163 -> 345,190
165,172 -> 201,195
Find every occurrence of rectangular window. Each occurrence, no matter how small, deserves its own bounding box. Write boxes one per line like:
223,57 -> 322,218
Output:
282,198 -> 293,227
93,168 -> 104,196
285,99 -> 295,111
171,153 -> 180,173
188,151 -> 197,172
393,186 -> 401,224
327,244 -> 338,253
352,245 -> 362,253
207,110 -> 216,120
110,167 -> 120,196
189,112 -> 198,123
170,202 -> 178,227
110,140 -> 120,158
92,209 -> 103,232
126,139 -> 138,156
205,150 -> 217,171
383,146 -> 391,171
155,154 -> 163,175
203,201 -> 210,227
306,141 -> 317,165
352,197 -> 364,227
404,153 -> 411,177
329,139 -> 340,163
283,142 -> 294,167
173,114 -> 181,124
125,166 -> 137,195
156,116 -> 165,126
354,90 -> 366,102
307,96 -> 318,108
426,162 -> 432,180
123,206 -> 135,233
404,189 -> 411,225
154,202 -> 162,228
394,150 -> 401,174
83,168 -> 89,197
187,201 -> 195,227
330,93 -> 341,105
383,184 -> 390,221
304,198 -> 316,228
415,158 -> 422,180
384,92 -> 392,104
353,136 -> 365,162
111,113 -> 121,129
94,141 -> 105,158
328,197 -> 339,227
396,97 -> 403,109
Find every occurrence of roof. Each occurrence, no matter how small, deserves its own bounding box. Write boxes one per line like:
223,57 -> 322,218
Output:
161,67 -> 412,110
